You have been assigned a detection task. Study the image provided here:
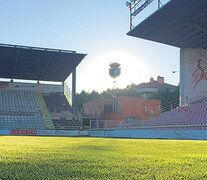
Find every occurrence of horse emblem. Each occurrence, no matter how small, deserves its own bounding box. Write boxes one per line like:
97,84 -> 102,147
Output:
192,59 -> 207,89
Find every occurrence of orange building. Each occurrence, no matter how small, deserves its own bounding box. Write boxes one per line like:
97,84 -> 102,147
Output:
83,96 -> 161,128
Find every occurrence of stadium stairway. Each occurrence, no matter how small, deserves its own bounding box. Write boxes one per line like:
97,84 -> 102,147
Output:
37,93 -> 54,130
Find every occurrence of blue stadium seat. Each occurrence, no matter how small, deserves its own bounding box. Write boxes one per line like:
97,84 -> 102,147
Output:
0,90 -> 40,112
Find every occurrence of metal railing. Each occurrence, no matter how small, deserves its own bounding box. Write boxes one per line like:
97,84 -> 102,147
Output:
126,0 -> 172,30
161,101 -> 179,113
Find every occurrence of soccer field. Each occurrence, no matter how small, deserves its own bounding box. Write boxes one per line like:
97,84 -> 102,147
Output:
0,136 -> 207,180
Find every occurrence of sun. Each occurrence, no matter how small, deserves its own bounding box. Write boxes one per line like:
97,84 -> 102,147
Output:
78,51 -> 150,92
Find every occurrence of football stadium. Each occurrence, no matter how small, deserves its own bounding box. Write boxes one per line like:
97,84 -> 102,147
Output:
0,0 -> 207,179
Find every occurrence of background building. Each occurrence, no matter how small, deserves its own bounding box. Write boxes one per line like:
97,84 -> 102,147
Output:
83,96 -> 161,128
133,76 -> 176,99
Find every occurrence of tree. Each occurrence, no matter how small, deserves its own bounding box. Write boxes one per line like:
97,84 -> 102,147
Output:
73,90 -> 87,109
73,88 -> 141,109
100,88 -> 140,98
149,86 -> 179,108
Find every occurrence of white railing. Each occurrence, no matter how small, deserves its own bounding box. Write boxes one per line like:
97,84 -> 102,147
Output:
127,0 -> 172,30
161,101 -> 179,113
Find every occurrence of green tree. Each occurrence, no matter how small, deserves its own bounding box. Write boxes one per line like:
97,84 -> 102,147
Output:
73,90 -> 100,109
149,86 -> 179,108
73,88 -> 141,109
100,88 -> 140,98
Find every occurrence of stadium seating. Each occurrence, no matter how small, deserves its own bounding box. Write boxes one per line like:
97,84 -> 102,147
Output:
0,115 -> 46,130
0,89 -> 46,130
43,94 -> 71,113
52,117 -> 81,130
0,87 -> 206,131
119,102 -> 207,130
0,89 -> 81,130
0,90 -> 40,112
0,88 -> 82,130
43,93 -> 81,130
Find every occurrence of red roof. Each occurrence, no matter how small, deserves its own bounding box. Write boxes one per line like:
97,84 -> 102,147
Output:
134,81 -> 176,90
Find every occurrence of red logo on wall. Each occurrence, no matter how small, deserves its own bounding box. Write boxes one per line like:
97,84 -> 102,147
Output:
10,130 -> 37,135
0,82 -> 9,89
192,59 -> 207,89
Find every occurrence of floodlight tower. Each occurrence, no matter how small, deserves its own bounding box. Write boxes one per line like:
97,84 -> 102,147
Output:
109,62 -> 121,112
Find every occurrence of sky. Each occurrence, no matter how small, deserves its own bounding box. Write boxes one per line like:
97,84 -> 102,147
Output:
0,0 -> 179,92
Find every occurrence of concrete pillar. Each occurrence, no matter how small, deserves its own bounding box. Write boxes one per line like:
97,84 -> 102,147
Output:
72,68 -> 76,108
180,48 -> 207,105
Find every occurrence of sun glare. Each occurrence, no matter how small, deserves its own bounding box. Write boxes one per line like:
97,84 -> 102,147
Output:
79,51 -> 150,92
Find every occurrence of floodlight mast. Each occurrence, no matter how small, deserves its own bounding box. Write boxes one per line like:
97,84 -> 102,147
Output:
109,62 -> 121,112
126,0 -> 163,30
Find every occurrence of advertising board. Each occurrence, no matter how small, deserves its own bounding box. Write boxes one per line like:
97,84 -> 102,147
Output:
10,130 -> 37,135
37,130 -> 88,136
1,129 -> 206,140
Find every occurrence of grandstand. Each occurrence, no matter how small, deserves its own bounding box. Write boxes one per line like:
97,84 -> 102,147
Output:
123,0 -> 207,134
0,43 -> 86,131
119,101 -> 207,130
127,0 -> 207,105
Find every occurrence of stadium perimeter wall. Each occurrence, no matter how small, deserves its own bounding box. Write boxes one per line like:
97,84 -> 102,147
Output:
88,129 -> 207,140
0,129 -> 207,140
0,130 -> 10,135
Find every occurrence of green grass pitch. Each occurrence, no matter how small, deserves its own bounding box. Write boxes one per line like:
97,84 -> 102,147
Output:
0,136 -> 207,180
